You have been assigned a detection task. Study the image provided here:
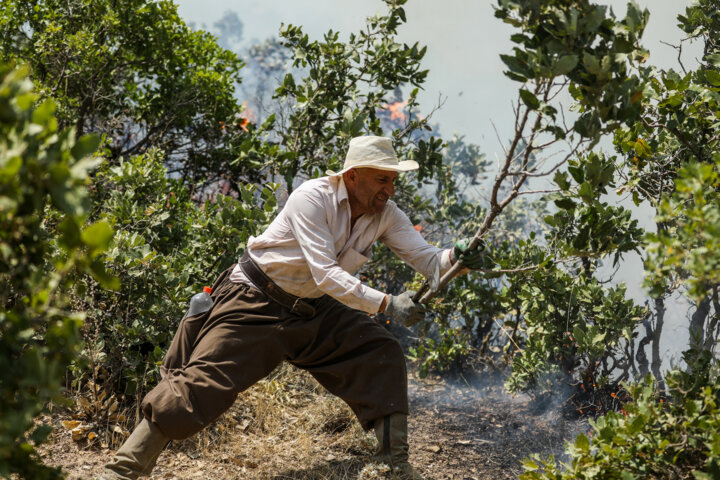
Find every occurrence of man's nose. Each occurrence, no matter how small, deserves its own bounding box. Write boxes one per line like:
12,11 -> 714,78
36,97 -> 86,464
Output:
386,183 -> 395,197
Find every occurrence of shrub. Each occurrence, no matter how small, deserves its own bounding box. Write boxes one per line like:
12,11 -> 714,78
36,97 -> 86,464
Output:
66,151 -> 277,414
0,63 -> 111,478
520,349 -> 720,479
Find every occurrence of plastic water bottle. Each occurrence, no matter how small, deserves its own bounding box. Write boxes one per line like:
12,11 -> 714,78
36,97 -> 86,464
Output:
185,286 -> 213,318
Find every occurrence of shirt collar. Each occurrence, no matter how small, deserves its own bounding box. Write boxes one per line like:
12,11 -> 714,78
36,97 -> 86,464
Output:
336,175 -> 349,206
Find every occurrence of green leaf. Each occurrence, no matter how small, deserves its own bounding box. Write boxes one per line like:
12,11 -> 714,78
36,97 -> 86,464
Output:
71,133 -> 101,160
704,69 -> 720,87
583,52 -> 601,75
578,182 -> 594,203
29,424 -> 53,444
575,433 -> 590,452
555,55 -> 579,75
554,198 -> 576,210
57,217 -> 82,249
633,138 -> 652,158
70,155 -> 102,179
519,89 -> 540,110
261,113 -> 276,130
50,184 -> 88,217
554,171 -> 570,191
705,54 -> 720,67
0,156 -> 22,180
500,54 -> 529,78
81,221 -> 115,256
90,259 -> 121,291
31,99 -> 56,126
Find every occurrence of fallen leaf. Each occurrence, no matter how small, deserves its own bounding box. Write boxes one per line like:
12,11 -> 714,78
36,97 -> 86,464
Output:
62,420 -> 81,430
71,424 -> 92,441
77,396 -> 93,413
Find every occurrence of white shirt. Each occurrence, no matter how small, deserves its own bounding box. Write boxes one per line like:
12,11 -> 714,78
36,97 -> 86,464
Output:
230,175 -> 452,314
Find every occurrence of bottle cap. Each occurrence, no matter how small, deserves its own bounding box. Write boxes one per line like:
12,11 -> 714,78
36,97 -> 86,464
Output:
203,286 -> 212,294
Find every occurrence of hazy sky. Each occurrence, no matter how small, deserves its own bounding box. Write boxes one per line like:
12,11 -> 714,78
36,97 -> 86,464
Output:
175,0 -> 700,152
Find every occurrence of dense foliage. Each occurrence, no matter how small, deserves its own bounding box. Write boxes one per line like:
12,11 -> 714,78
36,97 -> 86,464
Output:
518,0 -> 720,477
0,0 -> 266,186
0,64 -> 112,479
521,350 -> 720,480
65,153 -> 276,415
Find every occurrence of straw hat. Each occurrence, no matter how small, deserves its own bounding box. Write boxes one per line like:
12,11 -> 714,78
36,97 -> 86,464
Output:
326,136 -> 419,176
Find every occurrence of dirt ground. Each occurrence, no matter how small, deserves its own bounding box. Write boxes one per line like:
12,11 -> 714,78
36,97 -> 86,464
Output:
36,366 -> 585,480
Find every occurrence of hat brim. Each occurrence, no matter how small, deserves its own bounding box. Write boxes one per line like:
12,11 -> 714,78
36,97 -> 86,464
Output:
326,160 -> 419,176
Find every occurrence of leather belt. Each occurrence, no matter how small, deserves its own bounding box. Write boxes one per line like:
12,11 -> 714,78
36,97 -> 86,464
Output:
239,252 -> 317,317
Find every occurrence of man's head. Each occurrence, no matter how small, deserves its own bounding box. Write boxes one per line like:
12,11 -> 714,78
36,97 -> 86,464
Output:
326,135 -> 418,176
343,167 -> 398,216
330,135 -> 418,218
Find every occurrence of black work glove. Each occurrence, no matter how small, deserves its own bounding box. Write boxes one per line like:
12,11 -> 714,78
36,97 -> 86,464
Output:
451,238 -> 486,270
385,291 -> 427,327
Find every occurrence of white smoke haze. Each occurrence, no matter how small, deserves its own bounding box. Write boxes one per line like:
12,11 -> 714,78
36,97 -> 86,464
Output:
408,371 -> 588,477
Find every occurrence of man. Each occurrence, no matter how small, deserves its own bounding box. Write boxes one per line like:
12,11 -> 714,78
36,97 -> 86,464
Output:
101,136 -> 485,480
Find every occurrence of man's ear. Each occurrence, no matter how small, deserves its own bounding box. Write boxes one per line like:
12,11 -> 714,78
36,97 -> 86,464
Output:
343,168 -> 357,185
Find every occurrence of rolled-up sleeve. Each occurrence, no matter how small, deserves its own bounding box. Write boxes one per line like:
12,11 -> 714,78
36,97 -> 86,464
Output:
284,190 -> 386,314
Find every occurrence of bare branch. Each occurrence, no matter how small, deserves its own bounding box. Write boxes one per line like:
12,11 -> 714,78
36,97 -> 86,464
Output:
491,120 -> 509,158
515,188 -> 560,196
477,264 -> 542,275
660,40 -> 687,75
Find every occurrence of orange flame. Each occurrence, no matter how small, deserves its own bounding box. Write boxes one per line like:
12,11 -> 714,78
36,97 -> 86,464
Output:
239,101 -> 259,132
382,100 -> 408,122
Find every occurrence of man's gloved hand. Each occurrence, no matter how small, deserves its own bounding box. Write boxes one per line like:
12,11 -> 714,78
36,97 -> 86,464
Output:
385,291 -> 427,327
451,238 -> 486,270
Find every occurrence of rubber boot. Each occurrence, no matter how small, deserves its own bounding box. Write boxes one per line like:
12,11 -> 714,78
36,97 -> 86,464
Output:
373,413 -> 425,480
101,418 -> 170,480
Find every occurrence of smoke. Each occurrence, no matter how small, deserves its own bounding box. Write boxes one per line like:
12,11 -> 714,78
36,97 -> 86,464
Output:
407,370 -> 587,475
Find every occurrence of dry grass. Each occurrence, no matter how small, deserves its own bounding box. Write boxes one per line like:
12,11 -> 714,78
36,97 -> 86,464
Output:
39,363 -> 585,479
157,363 -> 383,479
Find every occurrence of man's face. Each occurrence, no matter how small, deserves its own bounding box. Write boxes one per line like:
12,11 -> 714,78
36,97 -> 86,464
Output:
345,167 -> 398,216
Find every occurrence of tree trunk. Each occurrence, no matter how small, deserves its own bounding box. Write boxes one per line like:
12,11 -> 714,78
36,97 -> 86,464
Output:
636,319 -> 651,377
651,297 -> 665,391
689,295 -> 712,352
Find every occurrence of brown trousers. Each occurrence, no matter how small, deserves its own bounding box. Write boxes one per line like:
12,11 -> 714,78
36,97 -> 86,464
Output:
141,266 -> 408,439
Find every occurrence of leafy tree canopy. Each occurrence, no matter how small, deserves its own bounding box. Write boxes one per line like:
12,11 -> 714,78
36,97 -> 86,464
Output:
0,0 -> 258,185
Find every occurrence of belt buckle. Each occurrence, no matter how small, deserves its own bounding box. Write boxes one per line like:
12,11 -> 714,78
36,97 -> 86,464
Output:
291,297 -> 314,317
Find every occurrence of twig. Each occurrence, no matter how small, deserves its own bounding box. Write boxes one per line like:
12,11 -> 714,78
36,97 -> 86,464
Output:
491,119 -> 509,158
515,188 -> 560,196
660,40 -> 686,75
